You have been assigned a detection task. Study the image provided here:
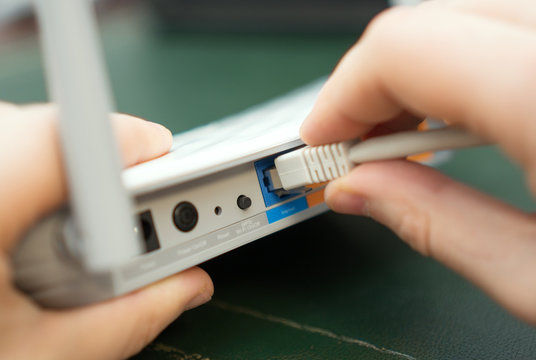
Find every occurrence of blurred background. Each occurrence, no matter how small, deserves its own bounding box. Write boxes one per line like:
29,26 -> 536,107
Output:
2,1 -> 536,359
0,0 -> 424,31
0,0 -> 400,134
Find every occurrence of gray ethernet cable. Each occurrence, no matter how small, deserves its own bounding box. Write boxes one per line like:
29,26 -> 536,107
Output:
274,126 -> 490,190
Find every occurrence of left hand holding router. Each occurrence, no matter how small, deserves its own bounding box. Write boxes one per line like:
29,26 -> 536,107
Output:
0,102 -> 213,359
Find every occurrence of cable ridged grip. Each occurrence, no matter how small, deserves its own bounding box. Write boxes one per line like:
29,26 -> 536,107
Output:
275,141 -> 355,190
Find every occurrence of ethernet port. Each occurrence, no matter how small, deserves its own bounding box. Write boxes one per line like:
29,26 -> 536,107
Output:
254,151 -> 309,207
138,210 -> 160,253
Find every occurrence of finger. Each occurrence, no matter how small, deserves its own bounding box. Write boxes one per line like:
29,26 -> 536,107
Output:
426,0 -> 536,29
110,112 -> 173,166
300,6 -> 536,172
0,101 -> 20,116
19,104 -> 173,167
363,111 -> 424,139
0,104 -> 173,250
40,267 -> 213,360
326,160 -> 536,324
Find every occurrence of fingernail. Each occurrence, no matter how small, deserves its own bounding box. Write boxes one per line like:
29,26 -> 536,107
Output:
326,186 -> 369,216
184,290 -> 213,311
299,119 -> 311,142
144,121 -> 173,151
145,120 -> 171,135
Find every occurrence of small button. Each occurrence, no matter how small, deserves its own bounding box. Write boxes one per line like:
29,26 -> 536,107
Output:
237,195 -> 252,210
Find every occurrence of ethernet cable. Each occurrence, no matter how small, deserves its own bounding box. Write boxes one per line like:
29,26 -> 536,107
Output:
271,126 -> 490,191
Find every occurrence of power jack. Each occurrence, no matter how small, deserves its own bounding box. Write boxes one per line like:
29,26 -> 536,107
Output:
173,202 -> 198,232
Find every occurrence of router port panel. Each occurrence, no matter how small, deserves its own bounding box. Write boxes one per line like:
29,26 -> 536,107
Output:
134,163 -> 265,249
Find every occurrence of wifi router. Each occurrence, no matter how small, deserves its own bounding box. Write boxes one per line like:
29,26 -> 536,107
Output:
13,80 -> 329,307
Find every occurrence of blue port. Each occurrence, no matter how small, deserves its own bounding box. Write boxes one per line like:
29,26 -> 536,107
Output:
255,152 -> 297,208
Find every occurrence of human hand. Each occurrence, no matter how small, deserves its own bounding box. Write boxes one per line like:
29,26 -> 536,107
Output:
0,103 -> 214,359
300,0 -> 536,324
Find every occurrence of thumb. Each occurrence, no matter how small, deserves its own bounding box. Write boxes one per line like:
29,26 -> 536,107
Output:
325,160 -> 536,324
43,267 -> 213,360
0,104 -> 173,250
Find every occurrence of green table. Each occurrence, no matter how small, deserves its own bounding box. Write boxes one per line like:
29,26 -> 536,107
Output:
1,8 -> 535,360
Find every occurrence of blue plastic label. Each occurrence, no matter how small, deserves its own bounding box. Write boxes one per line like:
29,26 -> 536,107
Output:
266,197 -> 309,224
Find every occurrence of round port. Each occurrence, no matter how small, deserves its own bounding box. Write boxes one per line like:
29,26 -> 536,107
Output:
214,206 -> 222,216
173,202 -> 198,232
237,195 -> 252,210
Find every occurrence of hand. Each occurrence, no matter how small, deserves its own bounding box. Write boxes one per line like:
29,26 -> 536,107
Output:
0,103 -> 214,359
300,0 -> 536,324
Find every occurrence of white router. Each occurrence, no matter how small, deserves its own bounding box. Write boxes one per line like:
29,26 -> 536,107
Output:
12,0 -> 328,307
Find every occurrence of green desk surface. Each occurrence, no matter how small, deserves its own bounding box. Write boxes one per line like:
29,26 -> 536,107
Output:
1,8 -> 535,360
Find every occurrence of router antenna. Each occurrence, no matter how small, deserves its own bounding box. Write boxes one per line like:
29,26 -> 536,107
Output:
33,0 -> 142,270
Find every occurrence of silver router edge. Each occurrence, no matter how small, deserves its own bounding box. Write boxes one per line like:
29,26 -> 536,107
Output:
12,142 -> 328,308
